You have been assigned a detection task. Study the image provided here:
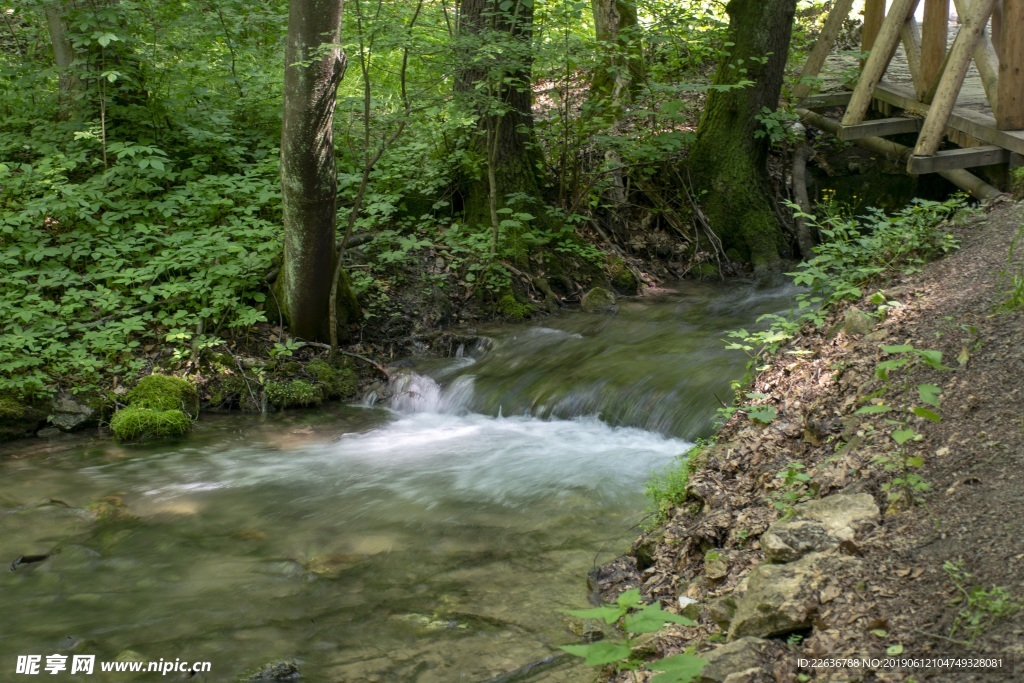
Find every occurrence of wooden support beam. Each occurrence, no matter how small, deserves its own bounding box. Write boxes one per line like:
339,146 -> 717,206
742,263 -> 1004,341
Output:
920,0 -> 949,101
838,117 -> 923,140
913,0 -> 997,157
908,145 -> 1010,172
798,91 -> 853,109
863,0 -> 886,55
798,107 -> 1003,199
997,0 -> 1024,129
844,0 -> 921,126
950,0 -> 1000,111
793,0 -> 856,100
901,16 -> 924,95
873,82 -> 1024,153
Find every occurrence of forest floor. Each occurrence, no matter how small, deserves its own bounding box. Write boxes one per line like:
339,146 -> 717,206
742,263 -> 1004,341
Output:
597,198 -> 1024,682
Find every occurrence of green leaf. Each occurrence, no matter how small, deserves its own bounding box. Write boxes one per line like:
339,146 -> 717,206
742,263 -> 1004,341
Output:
918,384 -> 941,407
906,456 -> 924,468
892,429 -> 919,444
911,406 -> 941,422
624,604 -> 697,634
616,588 -> 643,609
881,344 -> 915,354
855,404 -> 891,414
915,348 -> 944,369
650,653 -> 707,682
560,641 -> 631,666
887,643 -> 904,656
563,605 -> 623,625
746,405 -> 777,424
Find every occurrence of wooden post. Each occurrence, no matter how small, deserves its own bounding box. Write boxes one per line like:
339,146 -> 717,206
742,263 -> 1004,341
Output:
997,0 -> 1024,128
912,0 -> 997,158
951,0 -> 1000,110
901,16 -> 924,94
844,0 -> 921,125
920,0 -> 949,100
793,0 -> 856,100
863,0 -> 886,55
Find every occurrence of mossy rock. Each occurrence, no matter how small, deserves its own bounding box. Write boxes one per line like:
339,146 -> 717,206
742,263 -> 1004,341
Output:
237,660 -> 300,681
580,287 -> 617,314
497,293 -> 533,321
86,496 -> 135,523
607,255 -> 638,293
264,380 -> 323,409
128,374 -> 199,418
691,262 -> 721,280
306,359 -> 357,400
0,393 -> 47,441
109,406 -> 192,442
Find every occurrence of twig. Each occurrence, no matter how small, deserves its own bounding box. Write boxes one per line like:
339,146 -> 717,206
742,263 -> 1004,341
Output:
296,342 -> 391,379
218,343 -> 263,414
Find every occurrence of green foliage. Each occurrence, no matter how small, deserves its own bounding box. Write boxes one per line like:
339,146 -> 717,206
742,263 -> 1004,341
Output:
128,374 -> 199,418
770,461 -> 814,518
944,560 -> 1020,645
998,222 -> 1024,311
645,440 -> 711,525
264,380 -> 324,410
856,345 -> 947,507
561,588 -> 705,681
754,106 -> 801,148
109,406 -> 191,442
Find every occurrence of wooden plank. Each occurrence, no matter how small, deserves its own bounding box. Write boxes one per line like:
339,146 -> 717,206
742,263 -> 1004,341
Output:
997,0 -> 1024,128
863,0 -> 886,55
844,0 -> 922,125
838,117 -> 923,140
798,91 -> 853,109
951,0 -> 1001,111
912,0 -> 998,157
873,82 -> 1024,153
793,0 -> 857,100
908,145 -> 1010,172
900,16 -> 924,95
920,0 -> 949,101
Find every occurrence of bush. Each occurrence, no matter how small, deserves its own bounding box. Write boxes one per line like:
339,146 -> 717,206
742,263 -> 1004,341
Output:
109,406 -> 191,442
128,374 -> 200,417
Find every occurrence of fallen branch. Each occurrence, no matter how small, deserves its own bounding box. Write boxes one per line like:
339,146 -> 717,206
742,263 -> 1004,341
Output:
296,342 -> 391,379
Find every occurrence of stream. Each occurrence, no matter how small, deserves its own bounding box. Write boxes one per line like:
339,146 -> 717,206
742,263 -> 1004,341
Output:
1,281 -> 795,681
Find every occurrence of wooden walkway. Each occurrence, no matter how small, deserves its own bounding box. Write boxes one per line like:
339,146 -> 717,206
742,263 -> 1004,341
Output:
794,0 -> 1024,197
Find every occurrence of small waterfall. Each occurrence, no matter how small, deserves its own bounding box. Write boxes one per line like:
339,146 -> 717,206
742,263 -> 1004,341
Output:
387,372 -> 475,414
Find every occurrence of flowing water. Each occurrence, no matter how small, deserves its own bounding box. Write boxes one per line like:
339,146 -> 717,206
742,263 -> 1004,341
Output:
0,281 -> 795,682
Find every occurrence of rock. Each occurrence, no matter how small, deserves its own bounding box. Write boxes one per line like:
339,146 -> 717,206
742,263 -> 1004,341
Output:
580,287 -> 617,314
128,374 -> 200,418
696,637 -> 780,683
760,493 -> 879,563
109,406 -> 191,442
588,555 -> 639,604
842,307 -> 874,336
49,393 -> 96,431
237,660 -> 300,681
0,393 -> 47,442
678,596 -> 701,621
704,552 -> 729,581
36,427 -> 61,438
706,594 -> 738,629
729,552 -> 859,640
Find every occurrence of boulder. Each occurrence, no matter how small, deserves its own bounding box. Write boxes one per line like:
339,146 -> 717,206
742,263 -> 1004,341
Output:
580,287 -> 617,314
842,307 -> 874,336
760,493 -> 879,563
729,552 -> 859,640
696,637 -> 781,683
49,393 -> 96,431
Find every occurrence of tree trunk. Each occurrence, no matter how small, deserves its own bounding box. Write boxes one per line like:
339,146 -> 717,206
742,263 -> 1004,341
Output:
588,0 -> 644,109
279,0 -> 355,342
44,2 -> 77,118
456,0 -> 548,243
687,0 -> 797,280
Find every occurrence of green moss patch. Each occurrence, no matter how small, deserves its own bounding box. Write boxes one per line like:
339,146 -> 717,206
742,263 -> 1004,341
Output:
497,293 -> 533,321
128,374 -> 200,417
265,380 -> 323,409
0,393 -> 47,441
306,359 -> 357,400
109,406 -> 192,442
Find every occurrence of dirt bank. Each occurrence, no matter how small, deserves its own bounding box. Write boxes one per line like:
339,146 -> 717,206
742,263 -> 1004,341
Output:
597,199 -> 1024,682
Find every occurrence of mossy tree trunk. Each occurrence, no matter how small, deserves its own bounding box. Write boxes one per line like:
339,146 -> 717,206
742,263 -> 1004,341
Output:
687,0 -> 797,280
588,0 -> 645,111
456,0 -> 548,242
279,0 -> 355,342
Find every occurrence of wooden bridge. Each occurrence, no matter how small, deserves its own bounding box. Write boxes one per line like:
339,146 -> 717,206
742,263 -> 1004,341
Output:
794,0 -> 1023,199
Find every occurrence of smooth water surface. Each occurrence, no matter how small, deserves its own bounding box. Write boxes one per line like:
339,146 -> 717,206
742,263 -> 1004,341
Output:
0,281 -> 795,681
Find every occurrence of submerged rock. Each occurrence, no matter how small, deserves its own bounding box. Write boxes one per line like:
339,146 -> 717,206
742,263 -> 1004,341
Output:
760,493 -> 879,563
580,287 -> 617,314
237,660 -> 300,681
